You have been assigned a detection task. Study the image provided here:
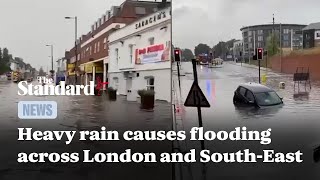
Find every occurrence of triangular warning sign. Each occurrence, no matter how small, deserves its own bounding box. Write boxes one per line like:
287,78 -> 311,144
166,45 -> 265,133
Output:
184,82 -> 210,108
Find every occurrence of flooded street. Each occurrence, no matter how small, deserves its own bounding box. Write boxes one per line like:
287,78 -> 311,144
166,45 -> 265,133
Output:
173,62 -> 320,179
0,80 -> 172,180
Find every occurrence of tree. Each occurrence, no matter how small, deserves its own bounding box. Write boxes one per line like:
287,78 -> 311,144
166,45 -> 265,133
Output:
213,39 -> 237,58
0,48 -> 2,61
39,67 -> 46,76
181,48 -> 194,61
0,48 -> 11,74
2,48 -> 10,64
194,43 -> 211,56
266,33 -> 280,57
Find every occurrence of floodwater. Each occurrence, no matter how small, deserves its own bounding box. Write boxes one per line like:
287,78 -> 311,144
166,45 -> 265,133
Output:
0,80 -> 172,180
173,62 -> 320,179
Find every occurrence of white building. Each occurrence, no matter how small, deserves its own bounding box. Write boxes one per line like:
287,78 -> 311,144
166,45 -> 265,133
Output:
108,7 -> 171,102
10,61 -> 19,71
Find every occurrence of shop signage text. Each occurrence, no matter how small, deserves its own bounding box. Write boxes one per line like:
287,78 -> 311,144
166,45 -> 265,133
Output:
135,10 -> 170,30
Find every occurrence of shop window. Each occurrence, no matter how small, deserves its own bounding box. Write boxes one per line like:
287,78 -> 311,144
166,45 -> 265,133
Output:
146,77 -> 155,91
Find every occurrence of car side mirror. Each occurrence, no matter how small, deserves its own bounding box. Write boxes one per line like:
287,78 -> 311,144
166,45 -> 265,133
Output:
280,97 -> 283,101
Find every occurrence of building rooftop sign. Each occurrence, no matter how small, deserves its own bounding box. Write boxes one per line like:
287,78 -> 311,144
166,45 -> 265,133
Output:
135,9 -> 171,30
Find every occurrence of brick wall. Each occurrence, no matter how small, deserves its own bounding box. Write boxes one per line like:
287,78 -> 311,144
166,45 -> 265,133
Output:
271,54 -> 320,80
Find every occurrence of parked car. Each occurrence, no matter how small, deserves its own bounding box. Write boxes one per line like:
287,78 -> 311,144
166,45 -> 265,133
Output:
233,83 -> 283,108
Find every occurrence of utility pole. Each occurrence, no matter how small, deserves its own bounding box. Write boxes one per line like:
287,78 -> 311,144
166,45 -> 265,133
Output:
280,23 -> 282,73
248,26 -> 251,65
273,14 -> 275,55
65,16 -> 78,84
75,16 -> 78,84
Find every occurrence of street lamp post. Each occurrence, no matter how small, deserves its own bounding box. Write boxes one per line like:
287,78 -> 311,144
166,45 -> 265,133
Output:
65,16 -> 78,84
46,44 -> 54,78
46,44 -> 53,71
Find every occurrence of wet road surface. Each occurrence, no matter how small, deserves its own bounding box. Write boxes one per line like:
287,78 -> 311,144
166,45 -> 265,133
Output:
173,62 -> 320,179
0,80 -> 172,180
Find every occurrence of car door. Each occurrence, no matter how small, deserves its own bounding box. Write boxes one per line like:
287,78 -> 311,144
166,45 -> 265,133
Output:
244,90 -> 255,106
235,86 -> 247,105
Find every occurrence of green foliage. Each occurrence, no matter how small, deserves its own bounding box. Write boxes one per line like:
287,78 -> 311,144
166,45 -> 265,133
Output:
213,39 -> 236,58
194,43 -> 211,56
266,33 -> 280,57
138,89 -> 155,97
0,48 -> 11,74
181,48 -> 194,61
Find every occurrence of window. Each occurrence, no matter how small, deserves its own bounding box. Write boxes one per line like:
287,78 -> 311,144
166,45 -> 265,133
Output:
239,87 -> 246,96
258,30 -> 263,35
249,43 -> 253,49
94,43 -> 97,53
129,45 -> 133,64
248,31 -> 252,36
104,38 -> 107,49
147,77 -> 155,91
257,42 -> 262,48
245,91 -> 255,102
283,35 -> 289,41
135,7 -> 146,15
115,48 -> 119,64
97,42 -> 100,52
149,37 -> 154,45
248,37 -> 252,42
283,29 -> 290,34
283,41 -> 289,47
89,46 -> 92,55
258,36 -> 263,41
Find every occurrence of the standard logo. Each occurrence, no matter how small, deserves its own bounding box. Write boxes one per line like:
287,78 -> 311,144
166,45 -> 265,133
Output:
18,76 -> 95,96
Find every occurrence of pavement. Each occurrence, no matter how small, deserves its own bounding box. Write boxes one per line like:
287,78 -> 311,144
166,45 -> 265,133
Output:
0,80 -> 172,180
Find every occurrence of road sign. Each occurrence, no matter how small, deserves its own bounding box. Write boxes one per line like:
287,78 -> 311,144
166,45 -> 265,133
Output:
184,82 -> 210,107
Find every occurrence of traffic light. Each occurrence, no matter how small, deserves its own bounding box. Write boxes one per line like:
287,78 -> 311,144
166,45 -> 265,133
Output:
174,49 -> 181,62
257,48 -> 263,60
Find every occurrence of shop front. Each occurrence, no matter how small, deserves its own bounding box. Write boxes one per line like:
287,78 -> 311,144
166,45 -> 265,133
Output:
84,61 -> 105,86
67,63 -> 75,84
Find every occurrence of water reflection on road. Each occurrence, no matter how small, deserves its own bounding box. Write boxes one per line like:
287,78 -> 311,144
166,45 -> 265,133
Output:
173,62 -> 320,179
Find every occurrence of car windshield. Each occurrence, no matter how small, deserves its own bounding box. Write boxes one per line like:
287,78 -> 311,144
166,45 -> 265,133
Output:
254,91 -> 282,106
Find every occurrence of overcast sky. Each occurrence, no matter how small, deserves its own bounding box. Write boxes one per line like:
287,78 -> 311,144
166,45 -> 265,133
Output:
173,0 -> 320,51
1,0 -> 320,70
0,0 -> 125,71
